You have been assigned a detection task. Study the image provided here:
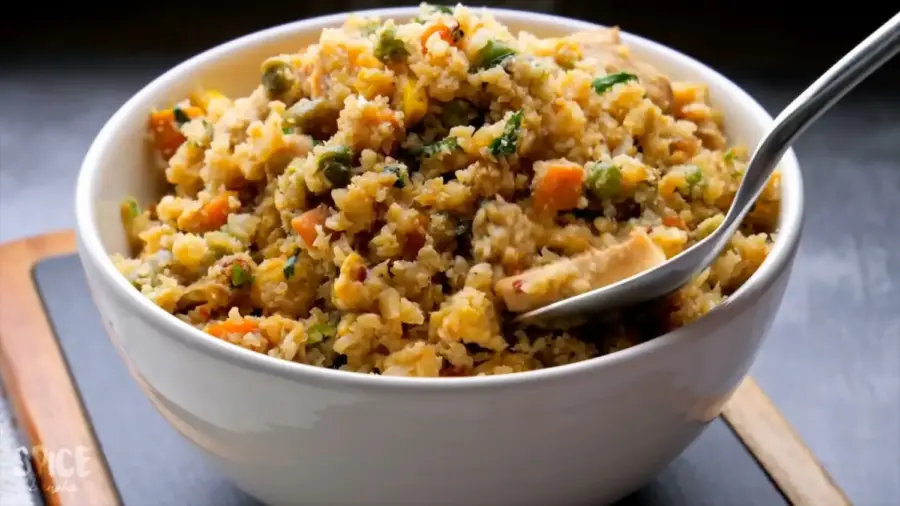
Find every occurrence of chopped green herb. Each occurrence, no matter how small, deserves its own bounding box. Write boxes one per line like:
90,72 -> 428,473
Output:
374,27 -> 409,64
261,59 -> 295,98
307,321 -> 337,344
685,165 -> 704,189
488,110 -> 523,157
283,253 -> 298,279
172,106 -> 191,126
282,126 -> 294,134
470,40 -> 516,72
122,198 -> 141,219
431,4 -> 454,14
383,164 -> 409,188
312,139 -> 324,146
592,72 -> 638,94
723,149 -> 735,162
316,146 -> 353,188
231,263 -> 253,287
585,162 -> 622,199
422,136 -> 459,157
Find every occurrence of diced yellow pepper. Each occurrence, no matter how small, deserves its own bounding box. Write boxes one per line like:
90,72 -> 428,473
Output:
620,162 -> 650,188
401,79 -> 428,127
353,68 -> 395,99
650,226 -> 688,258
190,89 -> 229,111
671,82 -> 709,109
658,171 -> 687,200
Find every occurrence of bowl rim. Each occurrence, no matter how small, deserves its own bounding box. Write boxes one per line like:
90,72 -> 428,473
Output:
75,6 -> 804,392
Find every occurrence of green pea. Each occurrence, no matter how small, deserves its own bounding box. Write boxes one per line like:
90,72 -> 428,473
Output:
261,58 -> 295,99
585,162 -> 622,199
316,146 -> 353,188
286,98 -> 328,133
374,27 -> 409,64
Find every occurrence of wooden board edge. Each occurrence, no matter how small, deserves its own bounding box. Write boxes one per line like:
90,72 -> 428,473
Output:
0,230 -> 120,506
721,376 -> 853,506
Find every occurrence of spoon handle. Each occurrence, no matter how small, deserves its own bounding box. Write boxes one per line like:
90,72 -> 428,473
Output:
718,11 -> 900,242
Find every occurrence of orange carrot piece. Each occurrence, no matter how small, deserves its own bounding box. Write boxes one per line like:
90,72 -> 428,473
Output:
421,21 -> 464,54
361,106 -> 398,126
207,319 -> 258,338
149,106 -> 203,159
532,161 -> 585,214
200,193 -> 233,231
663,215 -> 686,229
421,24 -> 453,52
178,192 -> 237,234
291,205 -> 329,247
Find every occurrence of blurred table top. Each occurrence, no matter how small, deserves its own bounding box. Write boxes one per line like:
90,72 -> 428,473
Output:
1,7 -> 899,504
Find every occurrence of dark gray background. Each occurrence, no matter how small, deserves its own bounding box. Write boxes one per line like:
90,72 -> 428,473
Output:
1,1 -> 898,504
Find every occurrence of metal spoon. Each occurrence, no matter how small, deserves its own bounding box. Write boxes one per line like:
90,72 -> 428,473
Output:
518,12 -> 900,328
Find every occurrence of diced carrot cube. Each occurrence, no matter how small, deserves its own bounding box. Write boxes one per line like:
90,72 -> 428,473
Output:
149,106 -> 203,159
207,319 -> 258,338
532,160 -> 585,214
291,205 -> 329,247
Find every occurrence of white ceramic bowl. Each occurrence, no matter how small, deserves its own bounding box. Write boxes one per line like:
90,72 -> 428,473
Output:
75,7 -> 804,506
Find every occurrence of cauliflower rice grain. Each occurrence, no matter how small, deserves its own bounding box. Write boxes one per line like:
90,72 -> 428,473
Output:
115,4 -> 781,377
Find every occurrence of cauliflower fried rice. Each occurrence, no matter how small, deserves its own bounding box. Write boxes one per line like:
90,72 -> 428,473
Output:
114,3 -> 781,377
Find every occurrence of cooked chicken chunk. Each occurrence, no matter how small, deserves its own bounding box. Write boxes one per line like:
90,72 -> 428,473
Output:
495,231 -> 667,313
571,28 -> 675,113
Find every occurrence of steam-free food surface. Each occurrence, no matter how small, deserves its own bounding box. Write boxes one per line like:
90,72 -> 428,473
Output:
114,3 -> 781,377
